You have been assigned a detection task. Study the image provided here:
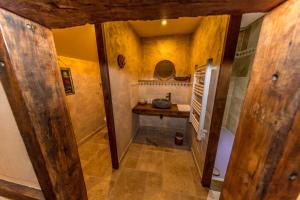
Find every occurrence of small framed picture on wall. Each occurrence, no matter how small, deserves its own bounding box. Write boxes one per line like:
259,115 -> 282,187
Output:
60,67 -> 75,95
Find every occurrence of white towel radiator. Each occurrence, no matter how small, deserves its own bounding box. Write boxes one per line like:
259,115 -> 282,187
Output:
190,58 -> 219,141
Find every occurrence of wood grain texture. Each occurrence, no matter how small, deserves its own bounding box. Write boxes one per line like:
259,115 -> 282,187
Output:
0,0 -> 285,28
0,179 -> 44,200
221,0 -> 300,199
201,15 -> 242,187
0,9 -> 87,199
132,103 -> 190,118
95,23 -> 119,169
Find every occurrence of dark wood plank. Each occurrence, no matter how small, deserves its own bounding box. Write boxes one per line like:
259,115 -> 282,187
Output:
0,179 -> 44,200
0,9 -> 87,199
0,0 -> 285,28
95,23 -> 119,169
132,103 -> 190,118
201,15 -> 242,187
263,107 -> 300,200
221,0 -> 300,199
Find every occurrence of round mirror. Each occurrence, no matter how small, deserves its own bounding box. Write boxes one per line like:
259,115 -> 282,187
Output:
154,60 -> 176,81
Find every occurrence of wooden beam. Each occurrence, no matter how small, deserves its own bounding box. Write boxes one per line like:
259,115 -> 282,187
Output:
132,103 -> 190,118
221,0 -> 300,199
0,0 -> 285,28
94,23 -> 119,169
201,15 -> 242,187
0,179 -> 44,200
0,9 -> 87,199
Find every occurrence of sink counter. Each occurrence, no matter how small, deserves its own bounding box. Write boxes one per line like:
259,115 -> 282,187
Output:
132,103 -> 190,118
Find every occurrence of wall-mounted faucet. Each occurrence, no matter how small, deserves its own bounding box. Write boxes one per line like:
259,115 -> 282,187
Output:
166,92 -> 171,102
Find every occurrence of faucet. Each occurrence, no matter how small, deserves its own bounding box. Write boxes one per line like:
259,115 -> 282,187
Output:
166,92 -> 171,102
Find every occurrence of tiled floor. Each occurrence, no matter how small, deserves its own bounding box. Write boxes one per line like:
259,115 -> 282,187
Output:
78,128 -> 220,200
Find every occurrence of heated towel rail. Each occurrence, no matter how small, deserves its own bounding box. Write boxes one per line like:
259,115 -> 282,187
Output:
190,58 -> 219,141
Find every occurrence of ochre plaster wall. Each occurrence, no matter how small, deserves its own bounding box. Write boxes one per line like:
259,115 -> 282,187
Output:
190,16 -> 229,73
141,35 -> 191,79
0,82 -> 40,189
190,15 -> 229,178
58,56 -> 106,144
103,22 -> 142,160
52,24 -> 106,144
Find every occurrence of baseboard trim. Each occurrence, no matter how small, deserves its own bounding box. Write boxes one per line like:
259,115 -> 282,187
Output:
0,179 -> 44,200
118,123 -> 139,163
78,124 -> 106,146
119,137 -> 133,163
191,147 -> 203,180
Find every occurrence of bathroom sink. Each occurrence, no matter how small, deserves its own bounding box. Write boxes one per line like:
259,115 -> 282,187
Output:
152,99 -> 172,109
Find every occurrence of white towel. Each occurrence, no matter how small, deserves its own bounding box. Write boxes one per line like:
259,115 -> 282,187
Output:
177,104 -> 191,112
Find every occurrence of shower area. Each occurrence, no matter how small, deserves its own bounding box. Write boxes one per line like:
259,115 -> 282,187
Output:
212,16 -> 263,184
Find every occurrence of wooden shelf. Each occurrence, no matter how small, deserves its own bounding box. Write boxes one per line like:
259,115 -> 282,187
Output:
132,103 -> 190,118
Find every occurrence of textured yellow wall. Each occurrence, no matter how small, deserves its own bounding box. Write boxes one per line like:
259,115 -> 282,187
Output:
190,15 -> 229,178
103,22 -> 142,160
141,35 -> 191,79
58,56 -> 106,144
52,24 -> 107,144
190,16 -> 229,73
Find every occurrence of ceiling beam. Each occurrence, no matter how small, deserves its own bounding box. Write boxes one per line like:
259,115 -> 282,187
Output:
0,0 -> 285,28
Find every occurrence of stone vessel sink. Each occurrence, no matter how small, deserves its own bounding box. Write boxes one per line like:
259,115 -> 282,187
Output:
152,98 -> 172,109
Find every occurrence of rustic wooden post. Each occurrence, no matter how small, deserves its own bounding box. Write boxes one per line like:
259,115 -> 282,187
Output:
0,9 -> 87,199
221,0 -> 300,199
95,23 -> 119,169
201,15 -> 242,187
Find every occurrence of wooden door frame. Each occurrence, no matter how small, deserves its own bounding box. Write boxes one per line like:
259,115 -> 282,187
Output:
92,15 -> 242,182
94,23 -> 119,169
0,179 -> 44,200
92,16 -> 242,172
201,15 -> 242,187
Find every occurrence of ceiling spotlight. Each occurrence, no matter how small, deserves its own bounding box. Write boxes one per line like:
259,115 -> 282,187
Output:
162,19 -> 167,26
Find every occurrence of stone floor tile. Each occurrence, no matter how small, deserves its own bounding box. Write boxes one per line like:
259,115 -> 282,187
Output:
78,128 -> 217,200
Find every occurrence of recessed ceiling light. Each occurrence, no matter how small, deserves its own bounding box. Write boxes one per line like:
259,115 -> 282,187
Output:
162,19 -> 167,26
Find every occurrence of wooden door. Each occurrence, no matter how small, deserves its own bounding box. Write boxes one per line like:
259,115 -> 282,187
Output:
221,0 -> 300,199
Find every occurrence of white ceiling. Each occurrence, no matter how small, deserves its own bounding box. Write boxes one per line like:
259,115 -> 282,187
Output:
129,17 -> 202,38
240,13 -> 265,28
